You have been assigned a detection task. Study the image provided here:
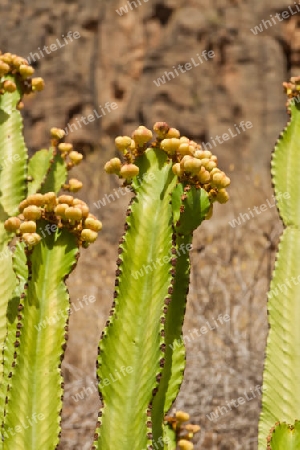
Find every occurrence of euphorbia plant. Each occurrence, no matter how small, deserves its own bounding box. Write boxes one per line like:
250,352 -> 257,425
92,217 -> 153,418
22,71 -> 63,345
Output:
94,122 -> 230,450
0,51 -> 231,450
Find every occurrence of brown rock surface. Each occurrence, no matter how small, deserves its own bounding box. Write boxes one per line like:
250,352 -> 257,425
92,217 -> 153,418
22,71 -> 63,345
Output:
0,1 -> 298,449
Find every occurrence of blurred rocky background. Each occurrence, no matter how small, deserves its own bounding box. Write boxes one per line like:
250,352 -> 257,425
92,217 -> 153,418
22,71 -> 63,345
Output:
0,0 -> 298,448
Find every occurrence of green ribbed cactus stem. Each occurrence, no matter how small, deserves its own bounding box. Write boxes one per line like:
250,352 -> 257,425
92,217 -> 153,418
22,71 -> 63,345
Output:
93,123 -> 230,450
258,79 -> 300,448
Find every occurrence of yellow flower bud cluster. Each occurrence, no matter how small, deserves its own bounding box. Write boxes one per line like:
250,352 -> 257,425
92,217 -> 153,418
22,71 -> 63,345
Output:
4,193 -> 102,248
105,123 -> 230,204
0,51 -> 45,97
164,410 -> 201,450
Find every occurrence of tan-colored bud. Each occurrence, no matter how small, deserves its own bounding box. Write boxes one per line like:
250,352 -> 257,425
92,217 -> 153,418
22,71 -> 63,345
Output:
185,424 -> 201,433
179,136 -> 190,144
104,157 -> 122,174
205,160 -> 217,171
68,178 -> 83,192
115,136 -> 132,151
120,163 -> 139,179
211,155 -> 218,163
160,138 -> 180,155
16,101 -> 25,110
4,217 -> 21,232
50,128 -> 65,140
202,150 -> 212,158
211,172 -> 230,188
198,158 -> 210,168
194,150 -> 205,159
19,199 -> 29,212
166,127 -> 180,139
23,205 -> 42,221
178,440 -> 193,450
54,203 -> 69,217
132,126 -> 153,146
216,189 -> 229,204
172,163 -> 182,177
58,143 -> 73,153
175,411 -> 190,422
22,233 -> 42,247
44,192 -> 56,204
210,167 -> 220,176
153,122 -> 169,139
31,77 -> 45,91
27,193 -> 44,206
58,195 -> 74,205
69,151 -> 83,165
0,61 -> 10,76
182,157 -> 202,174
76,203 -> 89,218
84,217 -> 102,232
177,143 -> 191,155
0,53 -> 13,64
19,64 -> 35,78
12,56 -> 25,67
65,207 -> 82,221
198,167 -> 211,184
20,221 -> 37,233
81,228 -> 98,243
3,80 -> 16,93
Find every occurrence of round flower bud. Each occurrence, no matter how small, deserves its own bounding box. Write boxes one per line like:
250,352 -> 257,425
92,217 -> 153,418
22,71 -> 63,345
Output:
3,80 -> 16,93
198,158 -> 210,169
198,167 -> 211,184
68,178 -> 83,192
19,64 -> 35,78
58,143 -> 73,153
19,199 -> 29,212
177,143 -> 190,155
211,172 -> 230,188
153,122 -> 169,139
1,53 -> 13,63
20,221 -> 37,233
16,101 -> 25,111
22,233 -> 42,247
0,61 -> 10,76
115,136 -> 132,151
172,163 -> 182,177
27,193 -> 44,206
211,155 -> 218,163
4,217 -> 21,232
104,158 -> 122,174
178,440 -> 194,450
69,151 -> 83,165
132,126 -> 153,147
31,77 -> 45,91
65,207 -> 82,221
175,411 -> 190,422
120,163 -> 139,179
58,195 -> 74,206
166,127 -> 180,139
23,205 -> 42,221
216,189 -> 229,204
160,138 -> 180,155
205,160 -> 217,171
84,217 -> 102,232
50,128 -> 65,140
202,150 -> 212,158
44,192 -> 56,204
81,229 -> 98,243
44,192 -> 57,211
182,157 -> 202,174
194,150 -> 205,159
185,424 -> 201,433
76,203 -> 89,218
54,203 -> 69,217
179,136 -> 190,144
